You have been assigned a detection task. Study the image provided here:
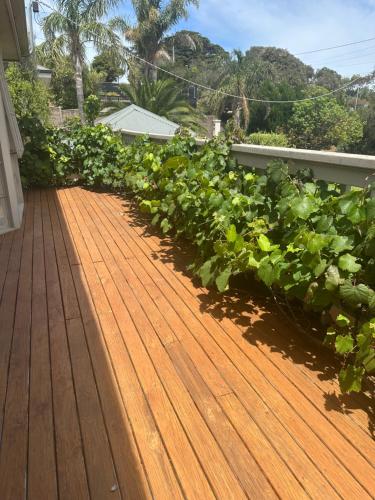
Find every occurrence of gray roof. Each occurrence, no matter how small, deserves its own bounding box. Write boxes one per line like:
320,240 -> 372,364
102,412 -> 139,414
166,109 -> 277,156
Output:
99,104 -> 179,135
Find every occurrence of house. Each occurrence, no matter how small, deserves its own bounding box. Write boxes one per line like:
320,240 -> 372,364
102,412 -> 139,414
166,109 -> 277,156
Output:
36,64 -> 53,87
0,0 -> 28,234
98,103 -> 180,135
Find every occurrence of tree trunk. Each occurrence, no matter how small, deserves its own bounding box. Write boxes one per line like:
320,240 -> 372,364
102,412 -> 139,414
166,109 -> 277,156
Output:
74,53 -> 85,121
242,94 -> 250,131
144,63 -> 158,82
234,103 -> 241,128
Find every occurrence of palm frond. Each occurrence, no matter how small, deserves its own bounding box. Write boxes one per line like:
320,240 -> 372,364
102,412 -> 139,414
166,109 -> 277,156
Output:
123,77 -> 200,128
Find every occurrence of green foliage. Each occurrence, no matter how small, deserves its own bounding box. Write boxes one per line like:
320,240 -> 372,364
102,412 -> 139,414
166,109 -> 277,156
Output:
123,78 -> 201,129
18,118 -> 57,188
314,67 -> 342,90
92,50 -> 125,82
5,63 -> 54,188
21,123 -> 374,394
288,88 -> 364,150
6,63 -> 49,123
46,56 -> 77,108
39,0 -> 124,117
50,122 -> 127,187
245,46 -> 314,87
125,0 -> 199,79
115,135 -> 374,394
248,132 -> 289,147
83,95 -> 101,125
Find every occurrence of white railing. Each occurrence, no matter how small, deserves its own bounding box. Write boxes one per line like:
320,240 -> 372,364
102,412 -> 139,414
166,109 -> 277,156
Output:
120,129 -> 375,188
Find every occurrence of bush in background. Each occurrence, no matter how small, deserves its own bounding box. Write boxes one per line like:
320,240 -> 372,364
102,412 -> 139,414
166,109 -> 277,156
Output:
83,94 -> 101,125
248,131 -> 289,147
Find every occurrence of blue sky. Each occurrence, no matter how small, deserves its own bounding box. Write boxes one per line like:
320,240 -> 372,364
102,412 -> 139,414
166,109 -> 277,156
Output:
35,0 -> 375,77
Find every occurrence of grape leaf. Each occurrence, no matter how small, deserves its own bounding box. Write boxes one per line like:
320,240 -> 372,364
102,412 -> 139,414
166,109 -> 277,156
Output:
258,261 -> 276,287
339,365 -> 364,393
338,254 -> 361,273
258,234 -> 272,252
216,267 -> 232,292
335,334 -> 354,354
226,224 -> 237,243
339,282 -> 371,307
292,197 -> 318,220
335,314 -> 350,327
325,265 -> 341,291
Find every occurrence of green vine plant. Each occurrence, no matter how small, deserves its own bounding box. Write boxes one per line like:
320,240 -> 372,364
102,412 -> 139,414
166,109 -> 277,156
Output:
23,123 -> 375,394
119,135 -> 375,394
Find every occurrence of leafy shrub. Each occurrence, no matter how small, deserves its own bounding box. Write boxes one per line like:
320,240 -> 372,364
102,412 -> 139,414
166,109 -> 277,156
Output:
119,135 -> 375,394
248,132 -> 289,147
288,87 -> 363,150
18,118 -> 57,188
83,94 -> 101,125
6,62 -> 50,123
18,122 -> 375,394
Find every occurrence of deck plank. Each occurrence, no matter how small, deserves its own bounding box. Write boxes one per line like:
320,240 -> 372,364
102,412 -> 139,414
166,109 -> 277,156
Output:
0,192 -> 33,499
69,188 -> 277,499
63,188 -> 242,499
0,187 -> 374,500
41,190 -> 90,500
48,190 -> 152,499
81,189 -> 343,498
28,190 -> 58,500
98,190 -> 375,498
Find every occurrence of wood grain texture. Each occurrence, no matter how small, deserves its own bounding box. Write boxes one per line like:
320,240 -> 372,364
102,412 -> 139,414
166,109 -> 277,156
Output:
0,187 -> 374,500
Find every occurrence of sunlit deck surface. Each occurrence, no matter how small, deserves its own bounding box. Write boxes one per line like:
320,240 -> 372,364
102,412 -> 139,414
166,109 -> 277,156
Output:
0,187 -> 374,499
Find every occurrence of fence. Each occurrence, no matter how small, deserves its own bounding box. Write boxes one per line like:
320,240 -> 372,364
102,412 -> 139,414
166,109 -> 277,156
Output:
120,129 -> 375,188
49,106 -> 80,127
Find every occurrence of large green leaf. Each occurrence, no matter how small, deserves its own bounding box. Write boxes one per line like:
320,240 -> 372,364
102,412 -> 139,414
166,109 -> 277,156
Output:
339,282 -> 372,307
292,197 -> 318,220
335,335 -> 354,354
199,260 -> 215,287
307,234 -> 328,253
215,267 -> 232,292
325,265 -> 341,291
330,235 -> 353,254
258,234 -> 272,252
258,261 -> 277,287
338,254 -> 361,273
226,224 -> 237,243
338,365 -> 364,393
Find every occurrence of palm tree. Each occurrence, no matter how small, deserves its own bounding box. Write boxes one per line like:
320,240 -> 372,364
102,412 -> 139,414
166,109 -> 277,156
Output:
207,50 -> 251,130
124,0 -> 199,80
40,0 -> 123,119
124,78 -> 200,129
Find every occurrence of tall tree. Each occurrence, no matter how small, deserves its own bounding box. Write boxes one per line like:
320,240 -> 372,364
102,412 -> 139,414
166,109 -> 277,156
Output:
124,0 -> 199,80
40,0 -> 123,119
92,49 -> 125,82
207,50 -> 252,130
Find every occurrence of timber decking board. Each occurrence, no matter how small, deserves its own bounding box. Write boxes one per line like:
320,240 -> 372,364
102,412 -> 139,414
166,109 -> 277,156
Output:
0,187 -> 374,500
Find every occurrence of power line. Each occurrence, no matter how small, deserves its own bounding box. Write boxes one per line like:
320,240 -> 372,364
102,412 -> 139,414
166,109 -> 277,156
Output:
37,0 -> 374,105
294,35 -> 375,56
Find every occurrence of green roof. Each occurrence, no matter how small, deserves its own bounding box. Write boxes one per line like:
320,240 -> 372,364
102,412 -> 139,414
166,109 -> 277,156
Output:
99,104 -> 179,135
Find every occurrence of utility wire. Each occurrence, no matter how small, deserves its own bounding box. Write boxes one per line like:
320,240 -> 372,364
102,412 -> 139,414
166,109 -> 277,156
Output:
37,0 -> 374,104
294,35 -> 375,55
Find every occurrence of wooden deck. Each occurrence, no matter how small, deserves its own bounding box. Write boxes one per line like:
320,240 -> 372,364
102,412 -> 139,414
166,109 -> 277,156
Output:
0,187 -> 374,500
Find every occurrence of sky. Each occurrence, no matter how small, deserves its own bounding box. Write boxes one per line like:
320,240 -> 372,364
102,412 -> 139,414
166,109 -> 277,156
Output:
34,0 -> 375,77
